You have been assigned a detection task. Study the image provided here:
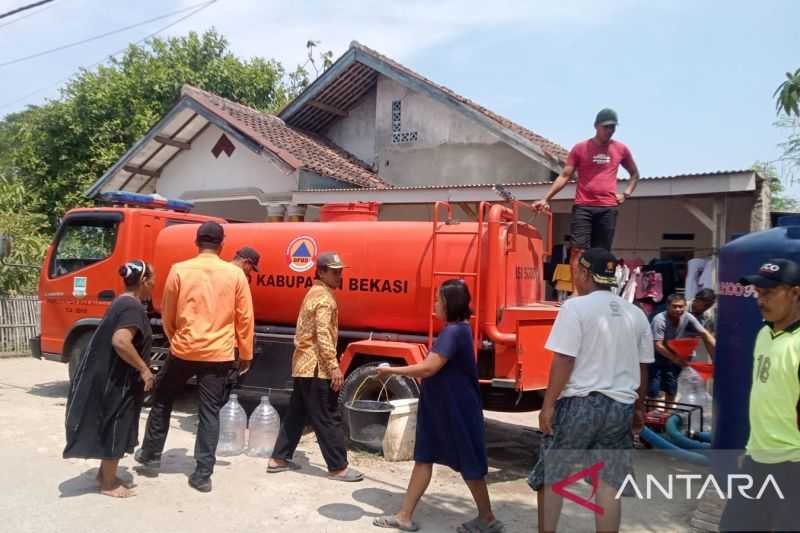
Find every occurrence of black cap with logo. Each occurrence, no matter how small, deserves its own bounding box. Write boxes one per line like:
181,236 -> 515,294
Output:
579,248 -> 619,286
235,246 -> 261,272
317,252 -> 346,269
196,221 -> 224,245
740,259 -> 800,288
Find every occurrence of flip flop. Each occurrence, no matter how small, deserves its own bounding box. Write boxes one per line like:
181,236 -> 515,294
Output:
328,467 -> 364,482
372,516 -> 419,532
266,461 -> 301,474
457,517 -> 506,533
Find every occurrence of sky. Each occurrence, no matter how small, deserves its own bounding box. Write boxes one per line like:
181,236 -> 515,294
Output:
1,0 -> 799,196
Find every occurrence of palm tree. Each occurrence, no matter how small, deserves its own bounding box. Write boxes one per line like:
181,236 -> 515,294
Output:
775,68 -> 800,117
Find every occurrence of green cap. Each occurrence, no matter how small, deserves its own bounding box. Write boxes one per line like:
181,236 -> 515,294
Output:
595,108 -> 619,126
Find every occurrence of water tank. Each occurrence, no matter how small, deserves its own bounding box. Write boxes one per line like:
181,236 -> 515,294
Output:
714,218 -> 800,452
319,202 -> 380,222
151,219 -> 546,335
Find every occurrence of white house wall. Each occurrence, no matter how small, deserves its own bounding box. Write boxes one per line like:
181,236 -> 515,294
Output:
364,76 -> 551,186
322,86 -> 377,167
551,195 -> 754,262
157,124 -> 297,206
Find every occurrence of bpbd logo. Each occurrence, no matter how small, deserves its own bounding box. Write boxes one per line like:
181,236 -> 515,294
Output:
286,236 -> 318,273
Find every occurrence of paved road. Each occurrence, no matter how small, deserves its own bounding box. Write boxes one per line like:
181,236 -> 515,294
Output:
0,357 -> 694,532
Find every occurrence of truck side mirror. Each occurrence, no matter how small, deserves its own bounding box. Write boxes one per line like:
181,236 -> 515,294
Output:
0,234 -> 11,259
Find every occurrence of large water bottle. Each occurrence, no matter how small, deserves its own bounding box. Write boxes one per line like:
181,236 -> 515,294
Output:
677,367 -> 706,434
217,393 -> 247,456
701,391 -> 713,433
246,395 -> 281,458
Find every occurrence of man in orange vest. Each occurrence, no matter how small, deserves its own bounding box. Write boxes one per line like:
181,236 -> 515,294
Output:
135,221 -> 254,493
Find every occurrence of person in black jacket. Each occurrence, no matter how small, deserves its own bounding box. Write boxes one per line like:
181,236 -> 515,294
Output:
63,260 -> 156,498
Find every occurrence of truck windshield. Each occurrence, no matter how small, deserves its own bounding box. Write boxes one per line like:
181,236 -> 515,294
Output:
50,215 -> 120,278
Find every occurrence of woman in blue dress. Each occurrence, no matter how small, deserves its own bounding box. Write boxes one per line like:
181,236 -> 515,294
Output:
373,280 -> 504,533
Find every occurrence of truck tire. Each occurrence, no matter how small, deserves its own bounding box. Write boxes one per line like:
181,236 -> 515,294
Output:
338,362 -> 419,445
67,330 -> 94,384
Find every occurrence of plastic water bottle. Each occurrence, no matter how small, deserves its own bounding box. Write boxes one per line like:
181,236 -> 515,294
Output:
218,393 -> 247,456
676,367 -> 706,434
701,391 -> 713,433
246,396 -> 281,458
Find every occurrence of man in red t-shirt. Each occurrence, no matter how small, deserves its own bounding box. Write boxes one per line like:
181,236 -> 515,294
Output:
533,108 -> 639,292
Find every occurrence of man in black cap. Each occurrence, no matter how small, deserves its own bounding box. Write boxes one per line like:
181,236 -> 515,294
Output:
231,246 -> 261,276
267,251 -> 363,482
533,109 -> 640,294
136,221 -> 254,492
529,248 -> 654,533
720,259 -> 800,532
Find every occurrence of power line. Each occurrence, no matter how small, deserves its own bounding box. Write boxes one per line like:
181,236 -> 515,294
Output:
0,0 -> 215,68
0,0 -> 218,111
0,0 -> 55,21
0,0 -> 60,29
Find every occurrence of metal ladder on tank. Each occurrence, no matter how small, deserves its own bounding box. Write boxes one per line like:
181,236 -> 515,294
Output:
427,201 -> 487,356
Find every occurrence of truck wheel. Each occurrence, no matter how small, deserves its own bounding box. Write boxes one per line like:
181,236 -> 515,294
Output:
338,362 -> 419,444
67,331 -> 93,384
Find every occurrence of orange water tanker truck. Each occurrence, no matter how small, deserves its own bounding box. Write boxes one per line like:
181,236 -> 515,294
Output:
31,193 -> 559,412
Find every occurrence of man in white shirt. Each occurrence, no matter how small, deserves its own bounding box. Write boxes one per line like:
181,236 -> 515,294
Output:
529,248 -> 654,533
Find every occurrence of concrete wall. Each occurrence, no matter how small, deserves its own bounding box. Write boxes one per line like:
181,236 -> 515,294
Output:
370,76 -> 550,187
550,194 -> 754,263
157,124 -> 296,202
322,86 -> 377,167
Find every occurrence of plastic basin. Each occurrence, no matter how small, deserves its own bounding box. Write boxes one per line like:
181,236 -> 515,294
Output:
689,362 -> 714,382
345,400 -> 395,450
667,338 -> 700,361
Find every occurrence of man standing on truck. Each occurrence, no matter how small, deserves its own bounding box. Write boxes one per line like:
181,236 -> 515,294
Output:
135,221 -> 255,493
267,251 -> 363,482
529,248 -> 654,533
533,109 -> 640,292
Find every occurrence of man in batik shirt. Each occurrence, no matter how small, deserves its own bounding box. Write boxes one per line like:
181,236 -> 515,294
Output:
267,252 -> 363,482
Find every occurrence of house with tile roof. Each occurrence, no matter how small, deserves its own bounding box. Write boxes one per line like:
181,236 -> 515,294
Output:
279,41 -> 567,188
87,41 -> 769,279
87,41 -> 570,221
86,82 -> 389,221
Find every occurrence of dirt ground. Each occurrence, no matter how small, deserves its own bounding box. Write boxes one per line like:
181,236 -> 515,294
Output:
0,357 -> 697,533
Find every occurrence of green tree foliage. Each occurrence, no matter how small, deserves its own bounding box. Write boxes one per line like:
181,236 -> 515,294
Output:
775,68 -> 800,117
0,30 -> 317,294
5,30 -> 294,231
0,176 -> 50,295
753,161 -> 799,212
774,69 -> 800,182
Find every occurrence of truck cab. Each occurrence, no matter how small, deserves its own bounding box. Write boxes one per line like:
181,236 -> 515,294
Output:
32,196 -> 220,379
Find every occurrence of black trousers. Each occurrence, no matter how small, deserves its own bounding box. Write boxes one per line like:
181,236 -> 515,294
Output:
719,456 -> 800,532
273,377 -> 348,472
141,354 -> 233,477
570,205 -> 618,251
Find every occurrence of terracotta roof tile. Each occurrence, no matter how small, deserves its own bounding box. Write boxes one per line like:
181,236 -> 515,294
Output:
181,85 -> 389,189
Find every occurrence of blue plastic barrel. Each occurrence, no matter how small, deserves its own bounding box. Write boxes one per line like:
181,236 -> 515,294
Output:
714,219 -> 800,456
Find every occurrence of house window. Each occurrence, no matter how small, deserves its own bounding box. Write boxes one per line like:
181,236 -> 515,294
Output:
391,99 -> 418,144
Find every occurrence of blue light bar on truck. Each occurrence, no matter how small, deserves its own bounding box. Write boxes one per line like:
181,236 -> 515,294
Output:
97,191 -> 194,212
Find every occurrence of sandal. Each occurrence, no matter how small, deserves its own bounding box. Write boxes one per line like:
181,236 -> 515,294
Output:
373,516 -> 419,532
266,461 -> 301,474
457,517 -> 506,533
328,467 -> 364,482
